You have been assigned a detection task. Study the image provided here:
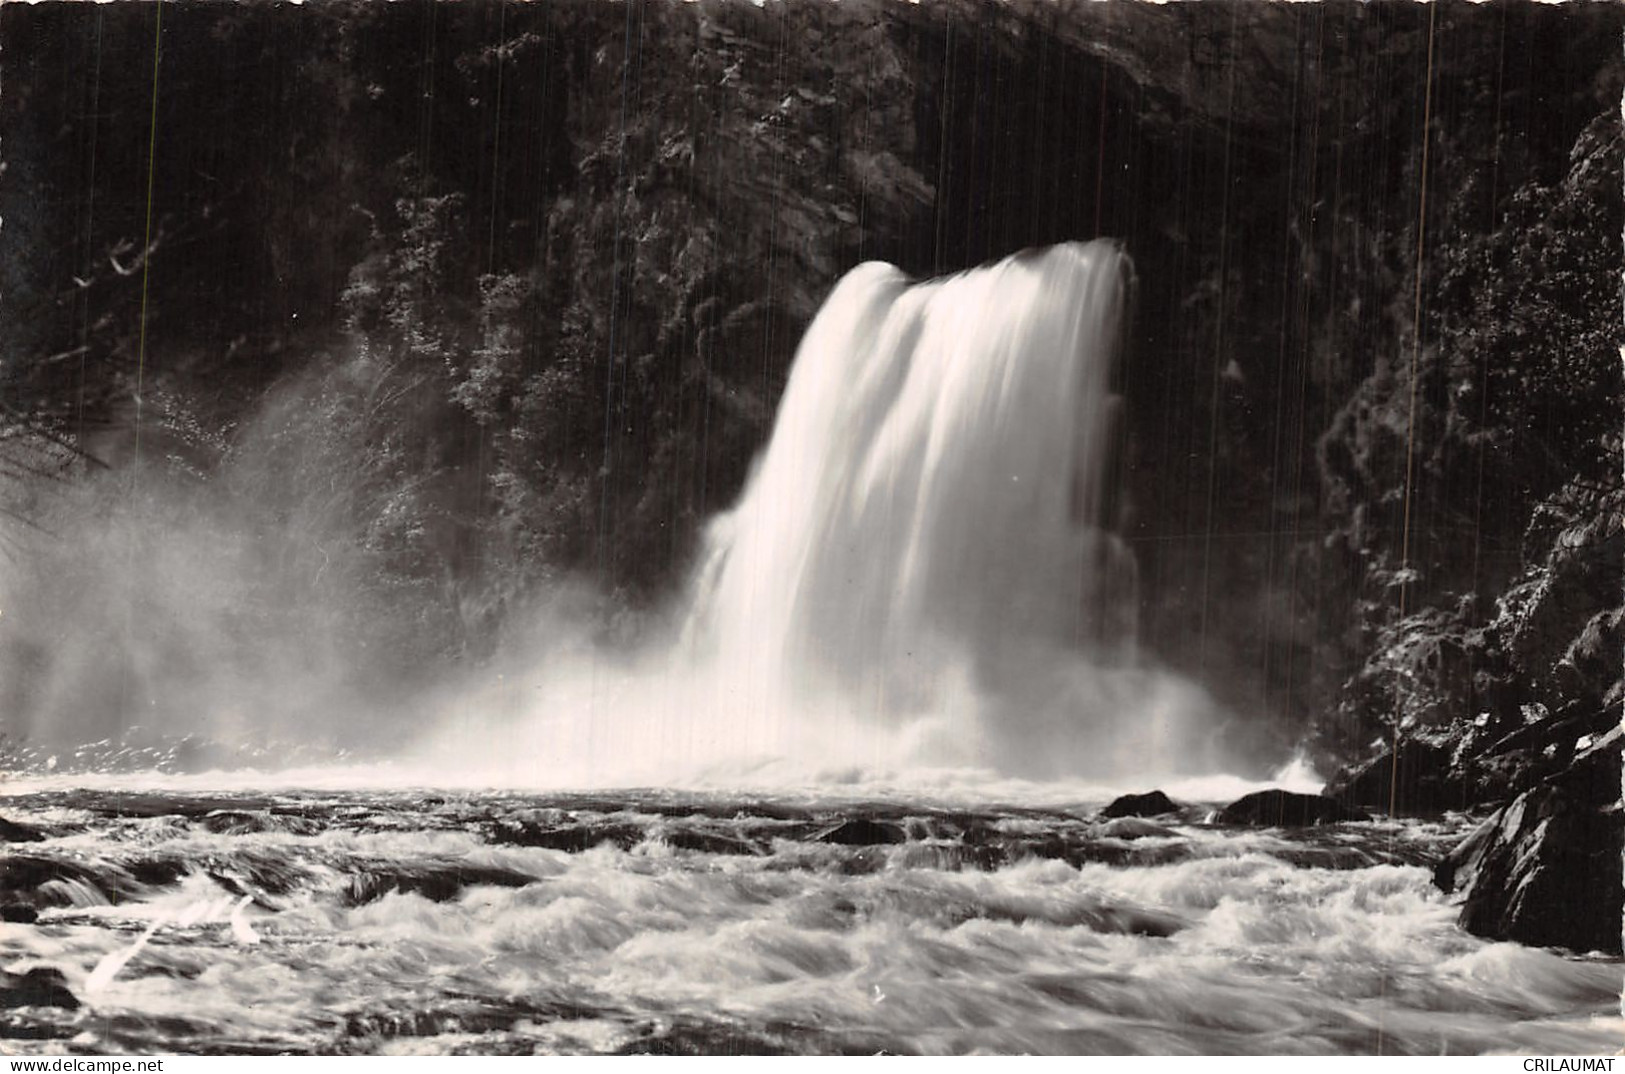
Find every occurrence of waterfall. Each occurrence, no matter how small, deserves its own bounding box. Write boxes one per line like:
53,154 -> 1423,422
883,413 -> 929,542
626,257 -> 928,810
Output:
424,241 -> 1232,787
680,242 -> 1169,777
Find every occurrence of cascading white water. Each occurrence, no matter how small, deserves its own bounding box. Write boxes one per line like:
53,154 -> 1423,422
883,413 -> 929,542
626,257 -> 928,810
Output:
689,242 -> 1135,691
692,238 -> 1137,682
423,241 -> 1232,787
675,241 -> 1191,779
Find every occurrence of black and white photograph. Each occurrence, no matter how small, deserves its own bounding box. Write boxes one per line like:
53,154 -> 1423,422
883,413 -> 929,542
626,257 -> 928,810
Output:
0,0 -> 1620,1057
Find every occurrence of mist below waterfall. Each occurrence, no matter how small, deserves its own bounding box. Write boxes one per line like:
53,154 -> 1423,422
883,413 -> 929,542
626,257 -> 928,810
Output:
0,243 -> 1271,792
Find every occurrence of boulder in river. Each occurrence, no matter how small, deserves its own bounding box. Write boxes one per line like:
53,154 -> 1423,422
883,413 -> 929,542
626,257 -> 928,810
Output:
1433,726 -> 1622,955
0,967 -> 79,1010
0,816 -> 46,843
1215,789 -> 1368,827
660,827 -> 764,856
816,818 -> 908,846
1325,738 -> 1462,815
488,820 -> 644,853
1100,790 -> 1179,819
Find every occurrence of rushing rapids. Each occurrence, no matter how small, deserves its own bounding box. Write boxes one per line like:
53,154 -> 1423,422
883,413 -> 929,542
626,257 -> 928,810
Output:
0,787 -> 1620,1056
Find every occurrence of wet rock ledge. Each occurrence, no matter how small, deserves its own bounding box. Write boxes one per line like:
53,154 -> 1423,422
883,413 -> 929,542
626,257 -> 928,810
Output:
1433,727 -> 1622,956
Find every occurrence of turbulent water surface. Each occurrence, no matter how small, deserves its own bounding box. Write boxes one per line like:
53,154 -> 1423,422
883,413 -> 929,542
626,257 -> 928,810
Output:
1,781 -> 1619,1056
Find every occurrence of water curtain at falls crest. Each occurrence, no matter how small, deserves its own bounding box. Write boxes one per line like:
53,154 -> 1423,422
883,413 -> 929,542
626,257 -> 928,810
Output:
690,240 -> 1136,693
